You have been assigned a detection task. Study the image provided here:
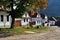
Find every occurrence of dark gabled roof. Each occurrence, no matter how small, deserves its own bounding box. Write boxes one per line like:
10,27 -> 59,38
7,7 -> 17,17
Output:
28,12 -> 37,18
48,17 -> 55,21
28,11 -> 45,18
22,11 -> 46,18
27,11 -> 37,18
40,14 -> 45,19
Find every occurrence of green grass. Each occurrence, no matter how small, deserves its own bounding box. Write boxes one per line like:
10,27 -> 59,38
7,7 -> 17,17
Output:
0,27 -> 48,35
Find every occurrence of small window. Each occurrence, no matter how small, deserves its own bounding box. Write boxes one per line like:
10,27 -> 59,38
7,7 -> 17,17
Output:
24,18 -> 28,22
1,15 -> 3,22
7,15 -> 9,21
37,20 -> 40,24
24,19 -> 25,22
26,19 -> 28,22
37,21 -> 39,23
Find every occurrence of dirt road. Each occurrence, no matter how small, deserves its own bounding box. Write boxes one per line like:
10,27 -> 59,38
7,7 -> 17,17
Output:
0,26 -> 60,40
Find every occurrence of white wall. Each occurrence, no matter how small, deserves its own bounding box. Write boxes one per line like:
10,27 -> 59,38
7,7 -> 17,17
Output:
21,18 -> 30,25
36,19 -> 42,26
31,18 -> 42,26
22,12 -> 30,18
0,15 -> 11,28
36,21 -> 42,26
45,16 -> 48,22
49,21 -> 55,26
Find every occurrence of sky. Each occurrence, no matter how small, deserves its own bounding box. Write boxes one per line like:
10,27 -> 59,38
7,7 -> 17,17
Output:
44,0 -> 60,16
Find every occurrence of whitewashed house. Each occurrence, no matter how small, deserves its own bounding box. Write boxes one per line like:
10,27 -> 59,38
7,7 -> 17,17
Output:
0,11 -> 11,28
48,17 -> 56,26
0,11 -> 48,28
31,13 -> 42,27
21,12 -> 30,26
15,11 -> 48,27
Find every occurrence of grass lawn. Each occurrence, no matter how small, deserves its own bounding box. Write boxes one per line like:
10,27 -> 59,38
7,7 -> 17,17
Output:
0,27 -> 48,35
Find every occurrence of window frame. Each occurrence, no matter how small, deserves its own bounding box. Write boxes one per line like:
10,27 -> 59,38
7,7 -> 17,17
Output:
24,18 -> 28,22
1,15 -> 3,22
7,15 -> 9,22
37,20 -> 41,24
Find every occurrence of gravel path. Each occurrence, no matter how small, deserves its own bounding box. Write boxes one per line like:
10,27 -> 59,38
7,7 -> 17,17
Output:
0,26 -> 60,40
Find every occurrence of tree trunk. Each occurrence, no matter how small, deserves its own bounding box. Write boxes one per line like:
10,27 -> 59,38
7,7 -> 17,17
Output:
10,16 -> 15,28
10,0 -> 15,28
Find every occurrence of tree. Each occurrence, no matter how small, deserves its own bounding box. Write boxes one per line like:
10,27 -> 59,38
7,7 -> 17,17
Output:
0,0 -> 29,28
0,0 -> 10,11
27,0 -> 47,26
15,0 -> 47,17
0,0 -> 48,28
27,0 -> 48,15
9,0 -> 30,28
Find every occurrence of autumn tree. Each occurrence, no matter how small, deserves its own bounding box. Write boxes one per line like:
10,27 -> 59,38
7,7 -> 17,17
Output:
26,0 -> 48,15
0,0 -> 48,28
25,0 -> 48,26
0,0 -> 11,11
